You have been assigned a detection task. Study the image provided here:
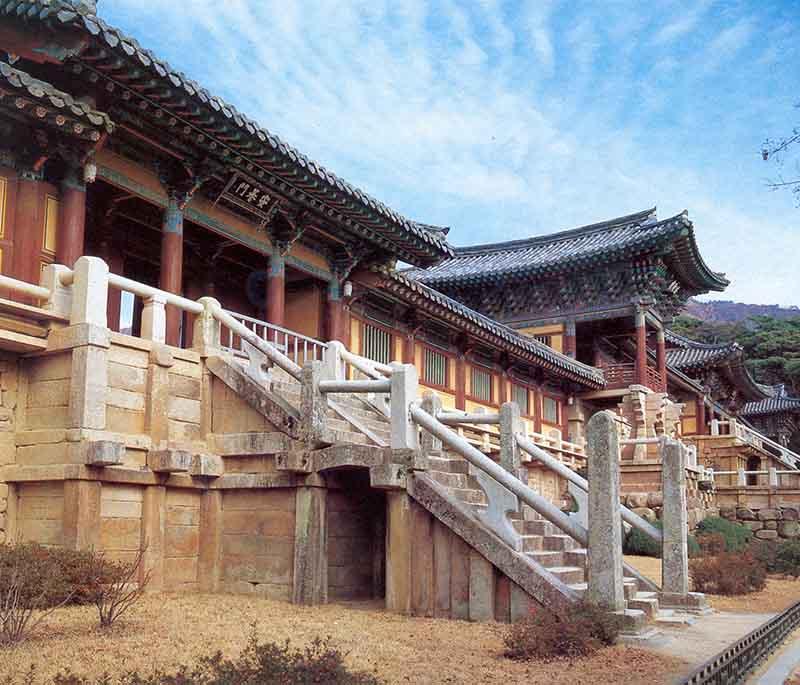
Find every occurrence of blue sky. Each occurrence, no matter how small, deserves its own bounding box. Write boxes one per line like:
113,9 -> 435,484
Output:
102,1 -> 799,305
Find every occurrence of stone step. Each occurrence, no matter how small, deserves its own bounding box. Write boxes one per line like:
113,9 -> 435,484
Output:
516,519 -> 559,537
428,471 -> 470,489
627,595 -> 660,620
320,427 -> 368,445
563,549 -> 587,568
616,608 -> 647,633
450,488 -> 488,506
547,566 -> 585,585
427,456 -> 470,474
542,534 -> 578,552
528,550 -> 565,568
623,579 -> 639,600
521,535 -> 545,552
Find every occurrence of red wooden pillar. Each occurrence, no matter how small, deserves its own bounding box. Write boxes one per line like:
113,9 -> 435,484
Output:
564,319 -> 576,358
455,355 -> 466,410
159,194 -> 184,347
696,396 -> 707,435
634,310 -> 648,387
498,371 -> 508,405
55,167 -> 86,268
533,388 -> 543,434
326,279 -> 345,343
98,239 -> 124,332
13,172 -> 43,286
265,250 -> 285,328
656,327 -> 667,392
402,330 -> 415,364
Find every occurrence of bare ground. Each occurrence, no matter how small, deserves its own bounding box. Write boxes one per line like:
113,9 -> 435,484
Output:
0,593 -> 687,685
625,555 -> 800,613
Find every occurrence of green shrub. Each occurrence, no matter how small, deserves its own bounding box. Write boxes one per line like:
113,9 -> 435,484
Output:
695,517 -> 751,553
623,520 -> 701,558
48,631 -> 382,684
690,551 -> 767,595
504,600 -> 619,661
773,539 -> 800,578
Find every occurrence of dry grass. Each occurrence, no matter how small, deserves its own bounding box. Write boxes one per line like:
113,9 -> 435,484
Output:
625,555 -> 800,614
0,593 -> 687,684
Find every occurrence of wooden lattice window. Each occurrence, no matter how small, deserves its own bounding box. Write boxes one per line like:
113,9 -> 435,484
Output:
532,334 -> 552,347
512,384 -> 529,415
362,322 -> 392,365
543,396 -> 559,424
471,367 -> 492,402
423,347 -> 448,387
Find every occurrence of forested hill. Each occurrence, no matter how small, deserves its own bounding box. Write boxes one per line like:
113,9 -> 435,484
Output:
685,299 -> 800,323
670,314 -> 800,396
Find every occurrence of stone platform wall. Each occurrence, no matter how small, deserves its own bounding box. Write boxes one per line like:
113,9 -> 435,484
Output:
720,504 -> 800,541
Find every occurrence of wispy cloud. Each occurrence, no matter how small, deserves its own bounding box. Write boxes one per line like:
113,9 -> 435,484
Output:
101,1 -> 800,305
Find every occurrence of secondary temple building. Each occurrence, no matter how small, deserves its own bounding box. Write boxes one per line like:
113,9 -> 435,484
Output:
0,0 -> 797,623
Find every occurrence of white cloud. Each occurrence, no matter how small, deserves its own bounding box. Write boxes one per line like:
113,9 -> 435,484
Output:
101,1 -> 800,305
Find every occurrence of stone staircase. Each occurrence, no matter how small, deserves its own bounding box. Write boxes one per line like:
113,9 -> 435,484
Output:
426,449 -> 669,627
261,362 -> 676,629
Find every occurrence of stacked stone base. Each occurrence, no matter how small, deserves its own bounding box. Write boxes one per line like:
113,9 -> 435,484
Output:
720,505 -> 800,541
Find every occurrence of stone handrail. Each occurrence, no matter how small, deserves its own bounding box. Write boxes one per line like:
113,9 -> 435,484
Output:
517,433 -> 664,543
0,273 -> 52,301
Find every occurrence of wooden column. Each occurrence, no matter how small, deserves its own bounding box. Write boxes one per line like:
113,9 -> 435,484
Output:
326,279 -> 345,343
159,193 -> 184,347
402,331 -> 415,365
13,171 -> 43,285
266,250 -> 285,327
634,310 -> 648,387
564,319 -> 576,358
98,238 -> 124,332
656,327 -> 667,392
55,166 -> 86,268
455,355 -> 466,410
696,396 -> 707,436
533,388 -> 543,434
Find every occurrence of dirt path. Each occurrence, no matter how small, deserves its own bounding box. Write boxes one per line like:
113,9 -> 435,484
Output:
0,593 -> 686,684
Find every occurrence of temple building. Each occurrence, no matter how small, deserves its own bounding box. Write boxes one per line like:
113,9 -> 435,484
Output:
0,0 -> 796,625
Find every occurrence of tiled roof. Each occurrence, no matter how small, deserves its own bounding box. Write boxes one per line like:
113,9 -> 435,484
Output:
742,395 -> 800,417
664,328 -> 769,402
411,209 -> 729,293
1,0 -> 451,265
0,60 -> 113,138
374,267 -> 605,388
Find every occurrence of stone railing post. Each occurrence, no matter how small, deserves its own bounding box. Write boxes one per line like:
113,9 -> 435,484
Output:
737,468 -> 746,487
192,297 -> 221,354
586,410 -> 624,611
40,263 -> 73,319
300,360 -> 327,445
661,440 -> 690,599
769,467 -> 779,488
499,402 -> 523,477
141,294 -> 167,343
323,340 -> 346,381
70,256 -> 108,327
420,391 -> 442,455
389,363 -> 419,452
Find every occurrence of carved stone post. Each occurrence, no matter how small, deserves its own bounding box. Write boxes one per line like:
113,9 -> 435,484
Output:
141,294 -> 167,343
586,411 -> 625,611
661,440 -> 690,598
420,391 -> 443,455
293,484 -> 328,605
390,363 -> 419,452
499,402 -> 522,477
301,360 -> 327,445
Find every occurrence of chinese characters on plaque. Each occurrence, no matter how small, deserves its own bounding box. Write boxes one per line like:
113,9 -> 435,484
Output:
215,172 -> 279,231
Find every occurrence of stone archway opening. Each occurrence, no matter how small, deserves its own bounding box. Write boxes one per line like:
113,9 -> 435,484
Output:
747,455 -> 761,486
326,468 -> 386,602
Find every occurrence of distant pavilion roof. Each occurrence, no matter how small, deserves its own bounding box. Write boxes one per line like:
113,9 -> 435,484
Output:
1,0 -> 452,266
742,385 -> 800,417
411,208 -> 729,294
372,267 -> 605,389
664,329 -> 768,402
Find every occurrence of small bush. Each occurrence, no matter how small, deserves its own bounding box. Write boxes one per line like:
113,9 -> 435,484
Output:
690,551 -> 767,595
696,532 -> 727,556
504,600 -> 619,661
623,520 -> 701,558
695,517 -> 751,553
86,544 -> 151,629
0,544 -> 115,608
49,630 -> 383,684
772,539 -> 800,578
